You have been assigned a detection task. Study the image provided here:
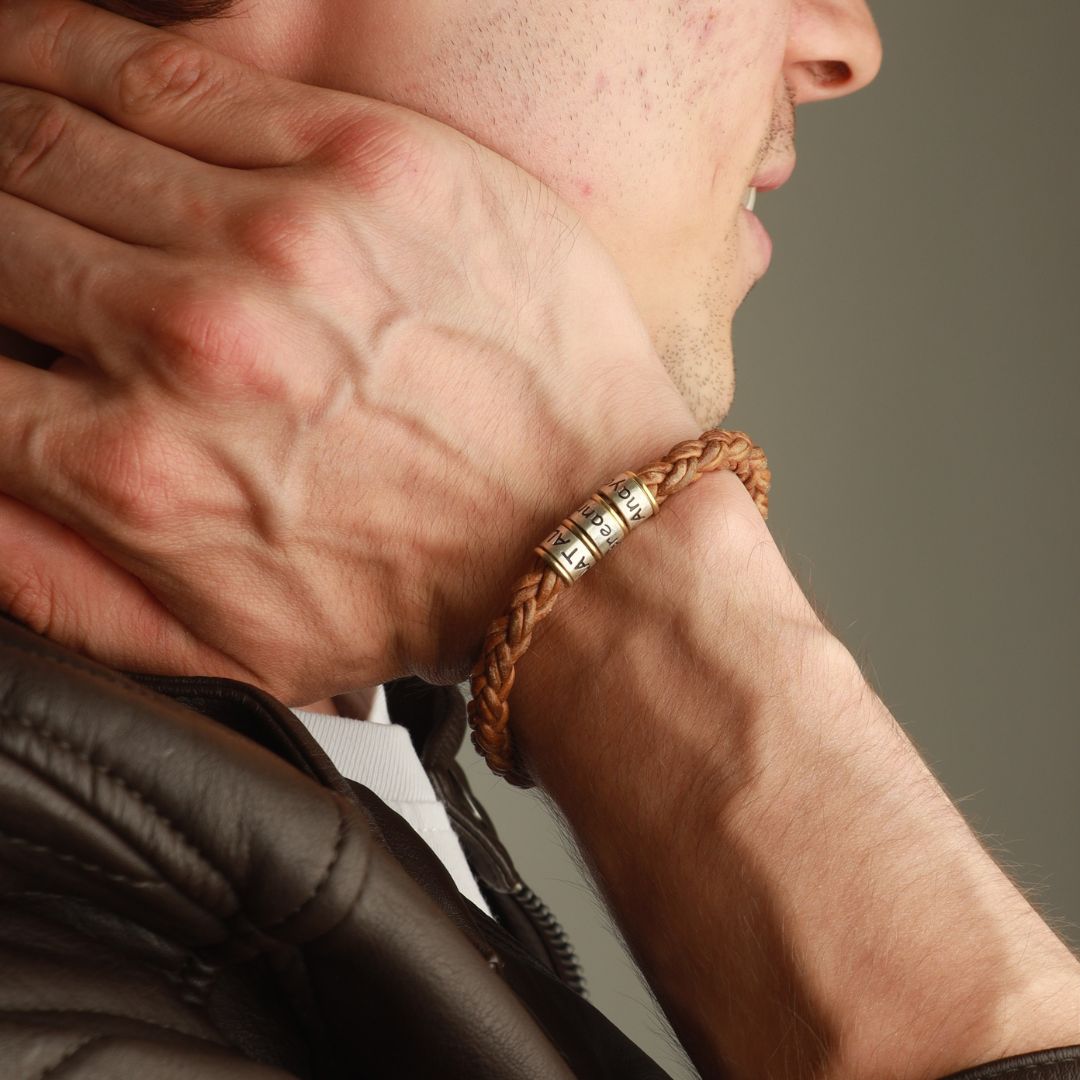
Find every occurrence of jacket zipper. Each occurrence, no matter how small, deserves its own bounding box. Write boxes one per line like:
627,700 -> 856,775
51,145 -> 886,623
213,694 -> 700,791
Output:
438,758 -> 588,998
509,881 -> 588,998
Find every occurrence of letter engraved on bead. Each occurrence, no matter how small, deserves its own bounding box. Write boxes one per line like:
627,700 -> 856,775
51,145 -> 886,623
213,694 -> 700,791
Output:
597,474 -> 655,531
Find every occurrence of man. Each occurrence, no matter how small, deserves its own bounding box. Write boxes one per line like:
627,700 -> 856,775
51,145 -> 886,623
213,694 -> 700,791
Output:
0,1 -> 1077,1078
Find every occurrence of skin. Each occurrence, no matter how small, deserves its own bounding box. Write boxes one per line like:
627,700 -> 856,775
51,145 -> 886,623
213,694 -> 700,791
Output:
511,478 -> 1080,1076
2,6 -> 1079,1077
0,0 -> 708,698
181,0 -> 882,427
0,0 -> 881,708
177,0 -> 881,715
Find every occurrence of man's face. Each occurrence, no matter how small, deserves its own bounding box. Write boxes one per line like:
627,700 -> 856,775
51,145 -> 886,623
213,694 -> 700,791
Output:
191,0 -> 881,425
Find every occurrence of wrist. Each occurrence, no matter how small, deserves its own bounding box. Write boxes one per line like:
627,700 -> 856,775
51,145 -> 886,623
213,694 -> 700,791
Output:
503,469 -> 1080,1080
405,389 -> 700,686
508,466 -> 832,788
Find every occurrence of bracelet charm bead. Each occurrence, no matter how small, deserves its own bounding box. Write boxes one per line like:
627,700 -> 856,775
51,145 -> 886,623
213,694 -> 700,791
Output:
595,471 -> 659,530
565,496 -> 628,556
535,523 -> 598,584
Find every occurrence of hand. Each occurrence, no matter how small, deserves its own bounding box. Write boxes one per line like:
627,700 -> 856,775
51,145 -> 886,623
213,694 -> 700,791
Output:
0,0 -> 696,702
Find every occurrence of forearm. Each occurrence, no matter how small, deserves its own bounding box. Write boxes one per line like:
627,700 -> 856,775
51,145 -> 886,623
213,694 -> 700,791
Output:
511,470 -> 1080,1080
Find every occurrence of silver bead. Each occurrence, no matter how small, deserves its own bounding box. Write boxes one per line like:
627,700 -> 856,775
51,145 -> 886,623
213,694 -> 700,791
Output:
595,471 -> 658,531
536,522 -> 598,584
565,496 -> 627,557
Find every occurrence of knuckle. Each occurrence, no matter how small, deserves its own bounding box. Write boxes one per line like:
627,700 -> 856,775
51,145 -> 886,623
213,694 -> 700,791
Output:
320,111 -> 437,197
79,419 -> 177,533
26,4 -> 80,76
231,195 -> 336,283
116,38 -> 225,117
146,285 -> 283,400
0,94 -> 71,188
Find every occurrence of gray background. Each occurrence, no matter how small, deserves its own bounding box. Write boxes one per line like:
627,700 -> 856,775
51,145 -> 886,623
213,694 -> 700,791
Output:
458,3 -> 1080,1078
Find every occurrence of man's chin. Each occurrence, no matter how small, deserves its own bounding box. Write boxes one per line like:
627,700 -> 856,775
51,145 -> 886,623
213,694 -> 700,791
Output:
692,384 -> 736,430
652,321 -> 736,430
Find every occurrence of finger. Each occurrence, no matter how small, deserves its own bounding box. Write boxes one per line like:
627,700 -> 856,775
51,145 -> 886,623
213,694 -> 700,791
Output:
0,354 -> 73,494
0,82 -> 234,247
0,349 -> 59,405
0,494 -> 244,678
0,0 -> 383,169
0,191 -> 149,363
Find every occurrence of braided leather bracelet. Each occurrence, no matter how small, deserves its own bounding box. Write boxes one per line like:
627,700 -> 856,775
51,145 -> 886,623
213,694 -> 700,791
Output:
467,428 -> 772,788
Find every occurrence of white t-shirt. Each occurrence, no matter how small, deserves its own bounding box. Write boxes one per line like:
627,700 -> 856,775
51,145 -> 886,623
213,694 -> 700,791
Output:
293,688 -> 492,917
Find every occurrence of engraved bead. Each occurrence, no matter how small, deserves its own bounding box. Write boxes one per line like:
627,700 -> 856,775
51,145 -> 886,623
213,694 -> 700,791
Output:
565,496 -> 627,557
595,471 -> 658,531
536,522 -> 598,584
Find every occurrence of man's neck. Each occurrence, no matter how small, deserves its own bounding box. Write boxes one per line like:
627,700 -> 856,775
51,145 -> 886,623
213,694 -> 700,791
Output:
302,686 -> 378,720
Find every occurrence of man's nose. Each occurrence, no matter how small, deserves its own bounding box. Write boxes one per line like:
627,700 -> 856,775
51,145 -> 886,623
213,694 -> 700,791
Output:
784,0 -> 883,104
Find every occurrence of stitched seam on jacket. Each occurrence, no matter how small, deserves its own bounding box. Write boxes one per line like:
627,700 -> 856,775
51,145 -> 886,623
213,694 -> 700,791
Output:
0,777 -> 354,955
261,804 -> 348,933
0,793 -> 361,967
0,645 -> 364,952
0,741 -> 312,954
0,890 -> 223,1011
0,706 -> 238,911
0,828 -> 154,887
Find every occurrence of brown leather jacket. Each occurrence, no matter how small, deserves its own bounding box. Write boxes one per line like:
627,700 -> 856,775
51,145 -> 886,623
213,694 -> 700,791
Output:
1,614 -> 1077,1079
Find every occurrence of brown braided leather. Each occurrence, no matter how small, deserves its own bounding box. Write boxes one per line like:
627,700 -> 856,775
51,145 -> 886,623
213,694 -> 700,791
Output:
467,428 -> 772,788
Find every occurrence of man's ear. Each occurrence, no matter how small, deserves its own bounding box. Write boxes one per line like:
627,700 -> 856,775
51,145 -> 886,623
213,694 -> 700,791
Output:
0,326 -> 62,370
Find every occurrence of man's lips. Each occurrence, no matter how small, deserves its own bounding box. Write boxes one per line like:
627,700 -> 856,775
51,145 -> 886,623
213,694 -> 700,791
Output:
739,155 -> 795,277
750,155 -> 797,193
